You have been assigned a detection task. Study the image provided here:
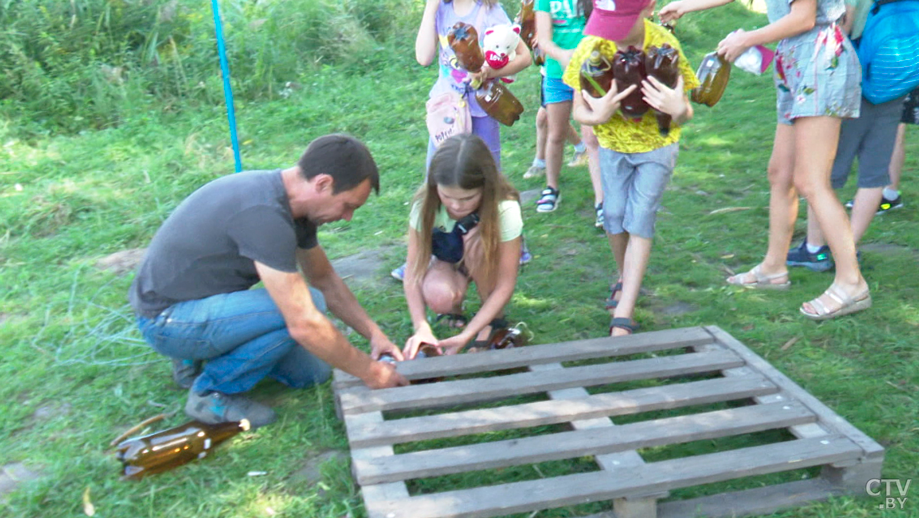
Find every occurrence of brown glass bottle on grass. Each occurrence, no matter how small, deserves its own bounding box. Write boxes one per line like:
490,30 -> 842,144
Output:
488,327 -> 528,349
447,22 -> 485,72
475,80 -> 525,126
613,46 -> 649,120
116,419 -> 249,479
645,44 -> 681,135
580,50 -> 615,98
691,51 -> 731,107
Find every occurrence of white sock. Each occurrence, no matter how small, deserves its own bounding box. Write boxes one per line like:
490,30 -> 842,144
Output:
883,187 -> 899,200
806,243 -> 823,254
573,142 -> 586,153
532,158 -> 546,168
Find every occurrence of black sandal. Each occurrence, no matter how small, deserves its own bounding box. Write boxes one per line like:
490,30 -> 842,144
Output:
466,317 -> 509,351
435,313 -> 468,329
605,281 -> 623,310
609,317 -> 639,336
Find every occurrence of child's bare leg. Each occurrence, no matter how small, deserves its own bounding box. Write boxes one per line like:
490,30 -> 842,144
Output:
611,235 -> 652,336
728,123 -> 795,285
887,123 -> 906,192
583,126 -> 603,206
545,101 -> 573,191
793,117 -> 867,315
421,260 -> 469,315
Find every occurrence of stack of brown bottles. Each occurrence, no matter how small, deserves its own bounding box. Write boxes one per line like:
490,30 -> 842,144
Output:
645,44 -> 681,135
116,419 -> 249,479
613,46 -> 650,119
447,22 -> 525,126
514,0 -> 545,66
691,51 -> 731,107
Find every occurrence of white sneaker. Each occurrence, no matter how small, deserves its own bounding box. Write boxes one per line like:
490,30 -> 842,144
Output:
523,165 -> 546,179
567,149 -> 589,167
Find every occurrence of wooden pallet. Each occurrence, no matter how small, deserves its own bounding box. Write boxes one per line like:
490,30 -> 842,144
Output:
332,325 -> 884,518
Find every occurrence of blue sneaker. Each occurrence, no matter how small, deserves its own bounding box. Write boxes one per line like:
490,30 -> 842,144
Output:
520,238 -> 532,265
391,263 -> 406,281
786,241 -> 833,272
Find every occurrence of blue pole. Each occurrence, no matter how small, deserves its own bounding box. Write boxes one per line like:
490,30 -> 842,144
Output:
211,0 -> 242,172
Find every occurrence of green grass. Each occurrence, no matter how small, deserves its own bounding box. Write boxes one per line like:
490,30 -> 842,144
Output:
1,3 -> 918,517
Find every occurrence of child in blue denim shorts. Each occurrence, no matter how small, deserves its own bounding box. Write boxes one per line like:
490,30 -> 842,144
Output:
663,0 -> 870,321
563,0 -> 699,336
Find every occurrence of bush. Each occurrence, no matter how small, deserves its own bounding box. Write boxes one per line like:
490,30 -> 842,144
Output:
0,0 -> 421,135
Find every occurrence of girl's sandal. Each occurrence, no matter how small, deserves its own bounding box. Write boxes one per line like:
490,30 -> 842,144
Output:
726,264 -> 790,290
800,284 -> 872,321
435,313 -> 468,329
609,317 -> 639,336
605,281 -> 623,310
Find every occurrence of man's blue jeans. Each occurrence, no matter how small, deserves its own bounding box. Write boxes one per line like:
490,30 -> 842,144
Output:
137,288 -> 332,395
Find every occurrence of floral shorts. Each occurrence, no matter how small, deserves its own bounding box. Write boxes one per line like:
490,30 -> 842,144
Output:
774,24 -> 861,125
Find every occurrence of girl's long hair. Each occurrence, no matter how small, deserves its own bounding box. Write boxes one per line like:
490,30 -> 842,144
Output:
409,134 -> 519,285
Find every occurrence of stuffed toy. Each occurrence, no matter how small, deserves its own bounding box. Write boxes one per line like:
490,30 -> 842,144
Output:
482,24 -> 521,84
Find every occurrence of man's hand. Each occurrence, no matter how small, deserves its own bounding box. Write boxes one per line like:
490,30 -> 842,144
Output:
370,332 -> 404,361
362,361 -> 410,389
642,75 -> 686,117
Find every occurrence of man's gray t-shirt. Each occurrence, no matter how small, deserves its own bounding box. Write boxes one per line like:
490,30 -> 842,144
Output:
129,170 -> 318,318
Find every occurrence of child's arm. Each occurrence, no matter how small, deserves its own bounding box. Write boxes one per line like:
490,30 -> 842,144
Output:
641,75 -> 693,125
437,237 -> 521,355
472,39 -> 533,84
572,82 -> 638,126
402,229 -> 439,359
658,0 -> 735,23
415,0 -> 441,66
717,0 -> 816,61
535,11 -> 573,70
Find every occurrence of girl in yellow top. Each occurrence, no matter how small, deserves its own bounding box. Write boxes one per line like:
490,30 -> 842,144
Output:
563,0 -> 698,336
402,134 -> 523,357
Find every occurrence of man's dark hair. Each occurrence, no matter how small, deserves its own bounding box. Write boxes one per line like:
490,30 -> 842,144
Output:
297,134 -> 380,194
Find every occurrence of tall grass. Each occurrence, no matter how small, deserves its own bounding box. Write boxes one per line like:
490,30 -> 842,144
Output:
0,0 -> 424,136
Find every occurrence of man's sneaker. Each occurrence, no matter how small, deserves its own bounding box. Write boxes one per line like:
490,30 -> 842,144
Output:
391,263 -> 406,282
876,195 -> 903,214
185,390 -> 277,429
568,148 -> 589,167
786,241 -> 834,272
595,203 -> 604,229
536,187 -> 560,213
172,358 -> 202,389
523,164 -> 546,179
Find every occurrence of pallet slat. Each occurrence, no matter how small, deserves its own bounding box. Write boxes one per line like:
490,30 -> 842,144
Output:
340,349 -> 744,414
334,327 -> 715,389
353,400 -> 817,485
365,435 -> 862,518
347,374 -> 777,447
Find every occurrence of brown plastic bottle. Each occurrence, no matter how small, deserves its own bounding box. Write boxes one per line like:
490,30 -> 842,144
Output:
116,419 -> 250,479
613,46 -> 649,119
691,51 -> 731,107
514,0 -> 545,66
489,327 -> 528,350
413,343 -> 444,384
580,50 -> 616,98
475,79 -> 525,126
447,22 -> 485,72
645,44 -> 681,135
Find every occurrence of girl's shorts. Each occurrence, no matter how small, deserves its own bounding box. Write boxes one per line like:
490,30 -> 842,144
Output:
774,24 -> 861,125
542,76 -> 575,105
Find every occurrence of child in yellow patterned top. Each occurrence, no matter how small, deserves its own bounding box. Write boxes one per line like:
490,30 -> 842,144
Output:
562,0 -> 698,336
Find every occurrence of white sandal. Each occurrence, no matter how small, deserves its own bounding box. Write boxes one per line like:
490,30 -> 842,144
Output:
726,264 -> 790,290
800,284 -> 871,320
